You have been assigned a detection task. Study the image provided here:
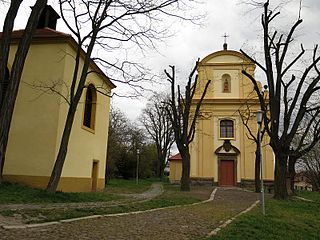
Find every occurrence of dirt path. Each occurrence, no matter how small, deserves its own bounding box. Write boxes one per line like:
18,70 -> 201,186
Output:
118,182 -> 164,200
0,188 -> 259,240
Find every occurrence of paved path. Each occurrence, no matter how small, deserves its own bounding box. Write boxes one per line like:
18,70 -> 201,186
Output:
0,188 -> 259,240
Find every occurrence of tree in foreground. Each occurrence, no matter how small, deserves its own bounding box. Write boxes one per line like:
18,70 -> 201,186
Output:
241,1 -> 320,199
0,0 -> 47,181
141,93 -> 174,179
47,0 -> 195,192
239,100 -> 268,193
165,60 -> 211,191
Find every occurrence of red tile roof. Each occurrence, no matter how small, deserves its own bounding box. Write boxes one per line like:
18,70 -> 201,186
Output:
1,28 -> 116,89
0,28 -> 71,40
168,153 -> 182,161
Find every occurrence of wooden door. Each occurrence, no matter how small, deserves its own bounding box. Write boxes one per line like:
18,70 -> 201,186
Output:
219,160 -> 235,186
91,161 -> 98,191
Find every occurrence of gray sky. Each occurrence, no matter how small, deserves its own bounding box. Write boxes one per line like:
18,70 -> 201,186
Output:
1,0 -> 319,121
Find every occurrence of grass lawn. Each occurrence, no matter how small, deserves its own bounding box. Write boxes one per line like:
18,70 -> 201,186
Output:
0,178 -> 159,204
0,181 -> 123,204
105,178 -> 159,194
0,181 -> 213,224
208,191 -> 320,240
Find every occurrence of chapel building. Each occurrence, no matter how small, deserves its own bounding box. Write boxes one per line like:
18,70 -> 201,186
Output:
1,6 -> 115,192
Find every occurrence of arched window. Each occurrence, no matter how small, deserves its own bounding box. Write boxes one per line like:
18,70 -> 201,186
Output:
222,74 -> 231,93
83,84 -> 97,130
220,119 -> 234,138
0,67 -> 10,108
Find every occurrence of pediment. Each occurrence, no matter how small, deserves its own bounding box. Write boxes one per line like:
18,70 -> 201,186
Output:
215,144 -> 240,156
200,50 -> 253,65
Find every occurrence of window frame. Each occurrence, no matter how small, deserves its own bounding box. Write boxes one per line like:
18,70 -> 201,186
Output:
82,84 -> 97,133
219,118 -> 235,140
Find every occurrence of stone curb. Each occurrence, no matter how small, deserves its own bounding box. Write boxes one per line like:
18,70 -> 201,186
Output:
294,196 -> 314,202
60,215 -> 103,223
207,200 -> 260,237
1,187 -> 218,229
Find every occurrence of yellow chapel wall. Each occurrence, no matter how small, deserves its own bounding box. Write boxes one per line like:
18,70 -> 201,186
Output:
4,43 -> 66,182
55,43 -> 111,191
169,161 -> 182,182
4,41 -> 112,192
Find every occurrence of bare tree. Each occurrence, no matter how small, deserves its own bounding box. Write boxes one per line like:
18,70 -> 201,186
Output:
239,103 -> 267,193
106,107 -> 155,180
141,93 -> 174,179
165,60 -> 211,191
47,0 -> 196,192
299,145 -> 320,192
287,117 -> 320,195
241,0 -> 320,199
106,107 -> 131,180
0,0 -> 47,181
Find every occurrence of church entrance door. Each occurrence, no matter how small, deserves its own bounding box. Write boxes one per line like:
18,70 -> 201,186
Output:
219,160 -> 235,186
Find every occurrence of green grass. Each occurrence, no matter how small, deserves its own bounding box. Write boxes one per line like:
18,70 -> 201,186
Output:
0,181 -> 123,204
297,190 -> 320,202
207,191 -> 320,240
105,178 -> 159,194
0,178 -> 160,204
0,183 -> 210,224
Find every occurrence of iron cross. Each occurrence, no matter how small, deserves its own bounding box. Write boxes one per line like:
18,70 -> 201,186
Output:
222,33 -> 229,44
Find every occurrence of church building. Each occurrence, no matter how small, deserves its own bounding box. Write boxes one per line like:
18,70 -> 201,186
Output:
169,43 -> 274,186
2,6 -> 115,192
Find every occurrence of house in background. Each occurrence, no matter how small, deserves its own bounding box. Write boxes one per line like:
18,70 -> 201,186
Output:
169,44 -> 274,186
294,172 -> 313,191
2,6 -> 115,192
168,153 -> 182,180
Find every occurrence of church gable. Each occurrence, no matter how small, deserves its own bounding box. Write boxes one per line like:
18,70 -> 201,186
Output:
200,50 -> 253,66
194,49 -> 256,100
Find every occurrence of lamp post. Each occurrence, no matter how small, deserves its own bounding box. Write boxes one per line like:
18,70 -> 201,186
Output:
136,149 -> 140,185
256,110 -> 265,215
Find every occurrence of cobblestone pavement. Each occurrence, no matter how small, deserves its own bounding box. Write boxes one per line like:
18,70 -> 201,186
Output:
0,188 -> 259,240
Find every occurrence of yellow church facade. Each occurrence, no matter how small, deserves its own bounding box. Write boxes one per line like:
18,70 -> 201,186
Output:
2,7 -> 115,192
170,47 -> 274,186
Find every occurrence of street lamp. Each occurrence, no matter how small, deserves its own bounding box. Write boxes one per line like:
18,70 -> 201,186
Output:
256,110 -> 265,215
136,149 -> 140,185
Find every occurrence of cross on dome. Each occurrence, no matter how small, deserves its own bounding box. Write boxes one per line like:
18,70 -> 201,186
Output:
222,33 -> 230,50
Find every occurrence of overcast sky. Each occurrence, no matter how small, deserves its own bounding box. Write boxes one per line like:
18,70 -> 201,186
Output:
1,0 -> 319,121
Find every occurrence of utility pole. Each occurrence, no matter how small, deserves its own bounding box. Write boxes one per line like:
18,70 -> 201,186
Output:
256,110 -> 265,215
136,149 -> 140,185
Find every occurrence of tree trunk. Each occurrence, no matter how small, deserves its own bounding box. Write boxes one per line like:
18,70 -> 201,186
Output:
288,156 -> 296,195
0,0 -> 23,106
0,116 -> 10,182
159,155 -> 164,180
156,147 -> 161,178
180,148 -> 190,191
274,152 -> 288,199
0,0 -> 47,181
255,147 -> 261,193
46,103 -> 77,192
